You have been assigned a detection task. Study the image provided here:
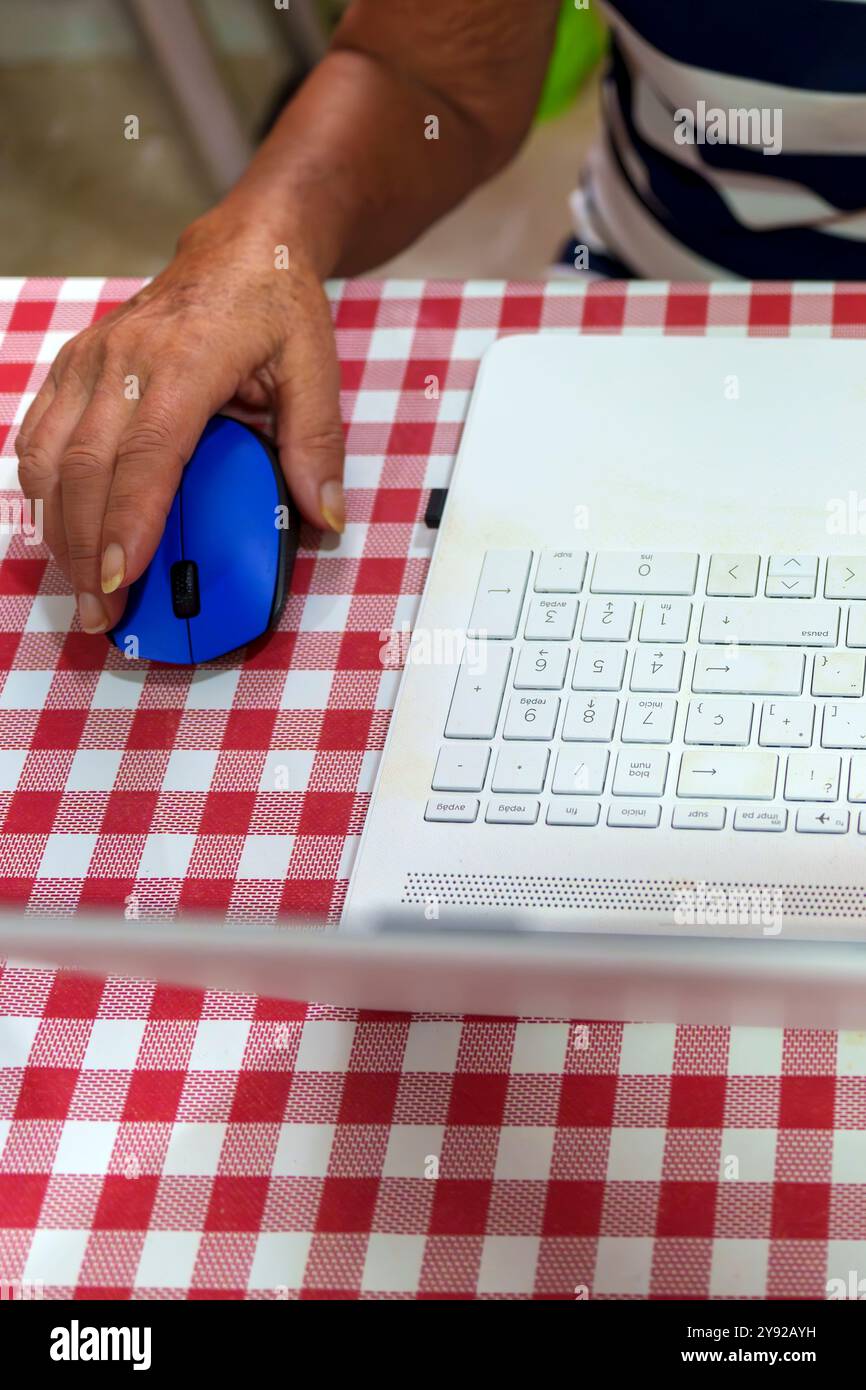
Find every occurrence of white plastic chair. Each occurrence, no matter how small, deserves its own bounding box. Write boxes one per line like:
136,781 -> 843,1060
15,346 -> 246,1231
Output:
126,0 -> 328,193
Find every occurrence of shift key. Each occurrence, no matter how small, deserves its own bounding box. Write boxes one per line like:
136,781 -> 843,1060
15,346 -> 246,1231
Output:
678,749 -> 778,799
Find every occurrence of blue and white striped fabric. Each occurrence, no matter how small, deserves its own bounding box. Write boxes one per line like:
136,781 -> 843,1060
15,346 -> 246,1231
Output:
565,1 -> 866,279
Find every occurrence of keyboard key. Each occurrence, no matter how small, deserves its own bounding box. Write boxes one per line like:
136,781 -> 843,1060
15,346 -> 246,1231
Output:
491,745 -> 549,794
821,703 -> 866,748
850,755 -> 866,801
700,600 -> 838,647
425,796 -> 478,823
847,606 -> 866,648
768,554 -> 818,579
612,749 -> 669,796
552,747 -> 609,796
535,549 -> 587,593
812,650 -> 865,698
524,596 -> 577,641
707,554 -> 759,598
693,648 -> 804,696
546,800 -> 600,826
468,549 -> 531,638
562,694 -> 618,742
734,806 -> 787,832
572,645 -> 626,691
485,797 -> 539,825
685,698 -> 753,746
591,551 -> 698,595
678,749 -> 778,799
630,646 -> 684,693
607,801 -> 662,828
514,643 -> 569,689
759,700 -> 815,748
784,752 -> 840,801
638,599 -> 691,644
672,803 -> 726,829
766,577 -> 816,598
441,546 -> 866,849
581,596 -> 635,641
503,693 -> 560,740
621,697 -> 677,744
796,807 -> 849,833
444,644 -> 511,738
432,744 -> 490,791
826,556 -> 866,600
859,811 -> 866,834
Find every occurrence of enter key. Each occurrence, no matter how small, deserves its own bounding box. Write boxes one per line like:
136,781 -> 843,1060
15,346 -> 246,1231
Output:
678,749 -> 778,799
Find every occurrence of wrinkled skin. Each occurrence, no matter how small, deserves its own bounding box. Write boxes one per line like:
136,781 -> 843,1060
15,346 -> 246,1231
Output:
15,213 -> 344,632
15,0 -> 561,634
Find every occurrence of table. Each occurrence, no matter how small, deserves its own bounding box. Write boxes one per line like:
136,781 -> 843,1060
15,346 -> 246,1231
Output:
1,276 -> 865,1299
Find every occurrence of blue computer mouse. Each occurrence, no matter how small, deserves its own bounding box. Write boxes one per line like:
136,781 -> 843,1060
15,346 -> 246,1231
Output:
109,414 -> 298,663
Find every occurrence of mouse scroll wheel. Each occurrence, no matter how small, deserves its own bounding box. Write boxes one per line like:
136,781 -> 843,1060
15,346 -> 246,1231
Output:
170,561 -> 201,619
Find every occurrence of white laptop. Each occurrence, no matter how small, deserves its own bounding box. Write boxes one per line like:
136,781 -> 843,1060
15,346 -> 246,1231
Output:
345,333 -> 866,936
4,334 -> 866,1027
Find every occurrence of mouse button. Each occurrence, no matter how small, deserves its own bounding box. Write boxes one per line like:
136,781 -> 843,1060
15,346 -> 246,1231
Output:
184,424 -> 283,662
108,492 -> 190,663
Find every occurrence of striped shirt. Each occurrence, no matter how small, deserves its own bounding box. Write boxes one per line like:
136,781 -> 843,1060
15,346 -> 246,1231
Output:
565,1 -> 866,279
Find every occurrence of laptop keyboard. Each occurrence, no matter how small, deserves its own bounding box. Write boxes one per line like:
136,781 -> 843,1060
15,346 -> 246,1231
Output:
426,549 -> 866,834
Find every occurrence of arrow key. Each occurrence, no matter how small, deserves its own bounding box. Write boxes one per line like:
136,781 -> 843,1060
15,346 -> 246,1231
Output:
766,577 -> 816,598
827,557 -> 866,600
707,554 -> 760,597
768,554 -> 818,578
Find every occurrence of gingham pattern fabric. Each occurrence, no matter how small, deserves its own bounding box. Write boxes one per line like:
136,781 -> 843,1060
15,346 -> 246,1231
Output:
1,277 -> 866,1300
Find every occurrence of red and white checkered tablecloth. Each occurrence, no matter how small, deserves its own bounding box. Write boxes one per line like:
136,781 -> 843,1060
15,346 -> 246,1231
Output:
1,276 -> 866,1301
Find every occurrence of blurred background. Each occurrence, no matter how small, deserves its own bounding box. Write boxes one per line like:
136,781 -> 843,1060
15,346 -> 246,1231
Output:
0,0 -> 604,279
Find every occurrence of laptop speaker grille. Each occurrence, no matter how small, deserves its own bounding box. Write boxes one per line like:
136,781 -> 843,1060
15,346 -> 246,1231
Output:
401,873 -> 866,918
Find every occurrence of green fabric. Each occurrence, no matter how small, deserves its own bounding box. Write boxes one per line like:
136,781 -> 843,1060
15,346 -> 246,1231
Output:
537,1 -> 607,121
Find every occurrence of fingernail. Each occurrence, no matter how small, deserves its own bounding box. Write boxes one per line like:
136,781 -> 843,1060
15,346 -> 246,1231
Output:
101,542 -> 126,594
78,592 -> 108,633
319,479 -> 345,534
